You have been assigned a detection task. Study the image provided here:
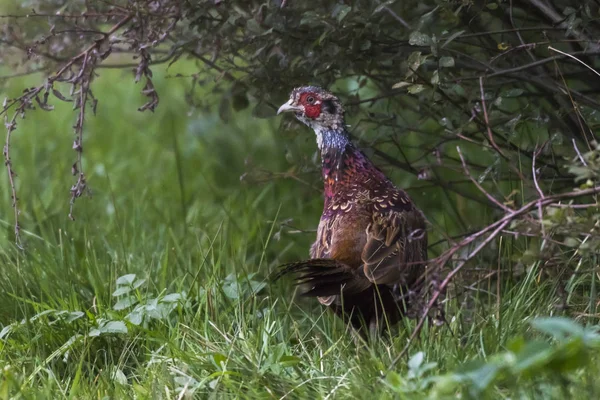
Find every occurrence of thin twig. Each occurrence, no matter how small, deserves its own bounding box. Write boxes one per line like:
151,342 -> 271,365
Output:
4,112 -> 23,248
456,146 -> 512,212
479,77 -> 506,159
1,13 -> 133,242
572,139 -> 588,166
532,145 -> 546,239
548,46 -> 600,78
388,184 -> 600,369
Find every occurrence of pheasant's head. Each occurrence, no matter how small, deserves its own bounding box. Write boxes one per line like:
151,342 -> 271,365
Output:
277,86 -> 345,132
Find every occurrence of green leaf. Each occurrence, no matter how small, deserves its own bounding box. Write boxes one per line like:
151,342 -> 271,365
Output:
245,19 -> 263,34
439,56 -> 455,68
102,320 -> 128,334
249,280 -> 266,294
531,317 -> 584,339
385,371 -> 403,389
408,351 -> 424,370
126,310 -> 143,325
450,84 -> 466,98
161,293 -> 183,303
252,101 -> 274,119
116,274 -> 136,286
551,338 -> 588,371
222,283 -> 239,299
89,320 -> 128,337
465,363 -> 501,393
407,84 -> 426,94
406,51 -> 428,78
564,237 -> 579,247
132,278 -> 146,289
501,88 -> 525,97
111,367 -> 128,385
392,81 -> 411,89
212,353 -> 228,370
431,374 -> 461,396
112,286 -> 132,297
299,12 -> 321,27
113,296 -> 138,310
279,355 -> 301,367
513,340 -> 552,374
441,30 -> 465,48
64,311 -> 84,323
232,93 -> 249,111
409,31 -> 431,46
333,4 -> 351,22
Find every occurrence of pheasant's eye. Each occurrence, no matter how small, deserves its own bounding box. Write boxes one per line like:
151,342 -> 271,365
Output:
306,96 -> 315,104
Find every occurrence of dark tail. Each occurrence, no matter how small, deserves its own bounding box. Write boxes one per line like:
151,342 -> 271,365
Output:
273,259 -> 370,297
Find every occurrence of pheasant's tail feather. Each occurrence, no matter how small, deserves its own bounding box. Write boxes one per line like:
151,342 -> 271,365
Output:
272,258 -> 370,297
272,259 -> 343,280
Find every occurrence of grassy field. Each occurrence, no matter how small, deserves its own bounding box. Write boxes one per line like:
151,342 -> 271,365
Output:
1,66 -> 599,399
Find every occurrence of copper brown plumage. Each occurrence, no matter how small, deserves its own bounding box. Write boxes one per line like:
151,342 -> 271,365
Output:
275,86 -> 428,335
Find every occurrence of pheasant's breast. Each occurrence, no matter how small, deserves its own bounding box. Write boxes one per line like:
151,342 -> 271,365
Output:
312,198 -> 371,267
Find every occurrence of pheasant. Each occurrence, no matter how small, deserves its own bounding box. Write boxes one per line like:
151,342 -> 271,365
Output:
275,86 -> 428,335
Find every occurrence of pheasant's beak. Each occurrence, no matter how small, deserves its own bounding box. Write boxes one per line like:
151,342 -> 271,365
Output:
277,99 -> 302,115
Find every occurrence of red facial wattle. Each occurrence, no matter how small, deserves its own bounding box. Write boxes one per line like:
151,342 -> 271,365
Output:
304,103 -> 321,119
298,93 -> 322,119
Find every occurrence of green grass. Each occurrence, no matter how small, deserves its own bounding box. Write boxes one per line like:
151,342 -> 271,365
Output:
1,66 -> 599,399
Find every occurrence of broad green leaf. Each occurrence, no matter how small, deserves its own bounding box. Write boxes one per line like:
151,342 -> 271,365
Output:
501,88 -> 525,97
222,283 -> 239,299
112,286 -> 132,297
406,51 -> 425,77
249,280 -> 266,294
116,274 -> 136,286
392,81 -> 411,89
89,320 -> 128,337
212,353 -> 228,369
513,340 -> 552,374
279,355 -> 301,367
465,363 -> 501,393
333,4 -> 351,22
531,317 -> 584,339
132,278 -> 146,289
439,56 -> 455,68
408,351 -> 424,370
161,293 -> 183,303
126,310 -> 143,325
409,31 -> 431,46
101,320 -> 128,334
252,101 -> 274,118
407,84 -> 426,94
113,296 -> 138,310
64,311 -> 84,323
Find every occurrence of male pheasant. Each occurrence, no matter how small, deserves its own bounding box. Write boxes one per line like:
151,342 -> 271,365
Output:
276,86 -> 428,335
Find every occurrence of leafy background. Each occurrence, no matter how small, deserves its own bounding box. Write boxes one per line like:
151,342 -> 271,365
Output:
1,0 -> 600,398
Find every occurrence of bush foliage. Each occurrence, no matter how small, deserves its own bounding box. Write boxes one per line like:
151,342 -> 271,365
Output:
1,0 -> 600,397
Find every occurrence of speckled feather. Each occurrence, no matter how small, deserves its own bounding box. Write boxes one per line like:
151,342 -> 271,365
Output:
276,86 -> 428,335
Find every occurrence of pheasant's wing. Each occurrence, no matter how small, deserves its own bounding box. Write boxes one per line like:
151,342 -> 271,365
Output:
361,190 -> 427,285
274,259 -> 371,297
